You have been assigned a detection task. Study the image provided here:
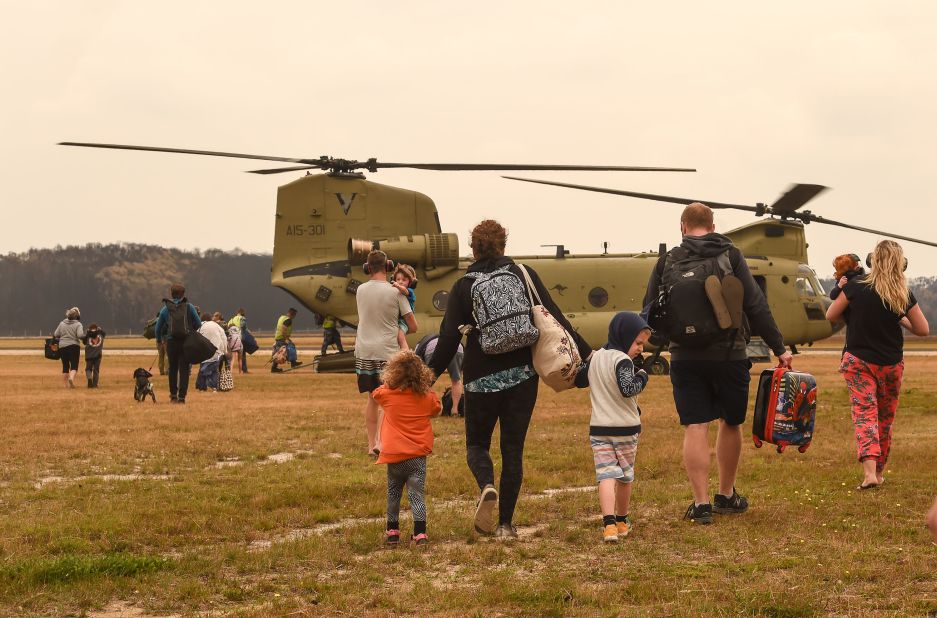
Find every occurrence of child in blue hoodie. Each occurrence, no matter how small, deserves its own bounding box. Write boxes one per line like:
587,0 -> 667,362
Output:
575,312 -> 652,543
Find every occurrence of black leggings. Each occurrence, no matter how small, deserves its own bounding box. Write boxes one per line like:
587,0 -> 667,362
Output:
463,376 -> 538,525
59,345 -> 80,372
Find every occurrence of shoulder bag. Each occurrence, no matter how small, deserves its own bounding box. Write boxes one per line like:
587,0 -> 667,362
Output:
518,265 -> 581,392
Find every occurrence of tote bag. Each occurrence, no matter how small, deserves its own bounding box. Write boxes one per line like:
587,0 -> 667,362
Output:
219,363 -> 234,392
517,265 -> 581,392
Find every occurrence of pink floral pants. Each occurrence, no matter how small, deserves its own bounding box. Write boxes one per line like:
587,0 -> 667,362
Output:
840,352 -> 904,472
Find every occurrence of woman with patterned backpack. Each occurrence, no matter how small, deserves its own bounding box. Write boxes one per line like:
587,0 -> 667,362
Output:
429,220 -> 592,540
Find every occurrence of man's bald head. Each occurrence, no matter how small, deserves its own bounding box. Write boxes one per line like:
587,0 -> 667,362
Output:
680,202 -> 715,236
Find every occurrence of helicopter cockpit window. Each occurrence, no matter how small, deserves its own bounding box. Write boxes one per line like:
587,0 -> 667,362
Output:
795,277 -> 817,298
432,290 -> 449,312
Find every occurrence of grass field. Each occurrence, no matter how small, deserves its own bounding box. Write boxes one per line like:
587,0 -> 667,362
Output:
1,354 -> 935,617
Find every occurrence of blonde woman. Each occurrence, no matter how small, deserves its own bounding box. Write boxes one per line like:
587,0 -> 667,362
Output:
826,240 -> 929,489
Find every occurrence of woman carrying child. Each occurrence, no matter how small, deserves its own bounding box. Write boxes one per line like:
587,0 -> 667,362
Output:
826,240 -> 928,490
575,312 -> 651,543
373,351 -> 442,547
391,264 -> 418,351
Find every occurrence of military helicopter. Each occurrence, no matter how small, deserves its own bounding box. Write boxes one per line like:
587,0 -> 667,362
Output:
58,142 -> 934,375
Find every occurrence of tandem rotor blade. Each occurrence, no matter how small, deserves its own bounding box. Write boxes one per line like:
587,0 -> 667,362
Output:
502,176 -> 760,213
769,184 -> 829,216
247,165 -> 321,175
59,142 -> 325,166
378,163 -> 696,172
800,213 -> 937,248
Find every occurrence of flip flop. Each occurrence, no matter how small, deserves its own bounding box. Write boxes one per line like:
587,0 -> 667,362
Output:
857,482 -> 879,490
368,448 -> 381,460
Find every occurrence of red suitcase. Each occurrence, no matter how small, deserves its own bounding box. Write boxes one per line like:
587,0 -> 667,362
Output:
752,365 -> 817,453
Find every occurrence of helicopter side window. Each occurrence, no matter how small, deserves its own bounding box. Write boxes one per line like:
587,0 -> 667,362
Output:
795,277 -> 817,298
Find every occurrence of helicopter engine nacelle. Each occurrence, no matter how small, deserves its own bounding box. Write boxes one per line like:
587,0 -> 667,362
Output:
348,233 -> 460,280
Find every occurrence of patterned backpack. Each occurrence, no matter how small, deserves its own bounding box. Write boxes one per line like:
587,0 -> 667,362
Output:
465,266 -> 540,354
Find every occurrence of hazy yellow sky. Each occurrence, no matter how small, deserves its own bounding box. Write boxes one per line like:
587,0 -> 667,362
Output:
3,2 -> 936,275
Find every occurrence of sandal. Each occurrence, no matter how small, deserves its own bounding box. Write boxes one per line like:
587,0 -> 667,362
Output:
411,533 -> 429,547
368,448 -> 381,460
384,529 -> 400,547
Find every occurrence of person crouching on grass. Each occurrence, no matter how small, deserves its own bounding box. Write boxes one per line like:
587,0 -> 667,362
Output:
373,351 -> 442,548
575,312 -> 651,543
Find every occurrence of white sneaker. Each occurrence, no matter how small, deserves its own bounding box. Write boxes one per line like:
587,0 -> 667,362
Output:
474,484 -> 498,535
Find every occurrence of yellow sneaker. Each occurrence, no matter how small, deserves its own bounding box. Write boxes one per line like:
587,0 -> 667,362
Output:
603,524 -> 619,543
616,516 -> 633,538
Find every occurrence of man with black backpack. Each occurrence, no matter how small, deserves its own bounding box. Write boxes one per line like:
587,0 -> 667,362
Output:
644,203 -> 791,525
155,283 -> 202,404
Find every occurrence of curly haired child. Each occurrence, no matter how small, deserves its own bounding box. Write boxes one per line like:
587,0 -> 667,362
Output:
391,264 -> 418,351
373,350 -> 442,547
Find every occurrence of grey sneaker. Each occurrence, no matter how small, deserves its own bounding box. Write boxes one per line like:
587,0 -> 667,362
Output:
494,523 -> 518,541
713,488 -> 749,514
683,502 -> 713,525
474,484 -> 498,535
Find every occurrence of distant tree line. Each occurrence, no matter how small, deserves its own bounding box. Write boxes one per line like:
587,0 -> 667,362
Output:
0,244 -> 300,335
3,245 -> 936,337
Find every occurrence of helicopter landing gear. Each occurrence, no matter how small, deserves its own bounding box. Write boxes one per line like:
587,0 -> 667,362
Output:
643,354 -> 670,376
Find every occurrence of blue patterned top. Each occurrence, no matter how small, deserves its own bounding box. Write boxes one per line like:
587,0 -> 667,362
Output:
465,364 -> 537,393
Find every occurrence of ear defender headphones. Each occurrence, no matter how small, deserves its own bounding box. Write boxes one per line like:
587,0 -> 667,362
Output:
865,252 -> 908,271
362,258 -> 395,275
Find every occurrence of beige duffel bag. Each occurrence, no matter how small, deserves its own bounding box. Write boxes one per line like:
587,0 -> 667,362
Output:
518,265 -> 582,392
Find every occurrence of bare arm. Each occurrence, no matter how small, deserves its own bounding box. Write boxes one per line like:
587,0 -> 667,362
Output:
825,292 -> 850,322
906,304 -> 929,336
404,312 -> 418,334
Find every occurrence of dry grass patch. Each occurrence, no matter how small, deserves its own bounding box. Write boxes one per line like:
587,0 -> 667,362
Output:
1,355 -> 936,616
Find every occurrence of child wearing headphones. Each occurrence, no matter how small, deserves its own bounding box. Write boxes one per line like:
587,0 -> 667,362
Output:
830,253 -> 864,301
391,263 -> 418,351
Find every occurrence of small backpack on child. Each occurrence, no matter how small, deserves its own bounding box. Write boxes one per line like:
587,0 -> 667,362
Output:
464,266 -> 539,355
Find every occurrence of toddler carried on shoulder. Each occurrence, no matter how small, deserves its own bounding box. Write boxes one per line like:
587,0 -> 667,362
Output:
391,264 -> 418,351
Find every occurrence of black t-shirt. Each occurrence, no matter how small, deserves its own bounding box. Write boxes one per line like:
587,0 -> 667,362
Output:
843,278 -> 917,366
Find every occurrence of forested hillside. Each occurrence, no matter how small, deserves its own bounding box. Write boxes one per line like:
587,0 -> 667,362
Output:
0,245 -> 297,335
2,246 -> 936,337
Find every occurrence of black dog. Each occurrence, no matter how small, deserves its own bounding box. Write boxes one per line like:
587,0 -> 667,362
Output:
133,368 -> 156,403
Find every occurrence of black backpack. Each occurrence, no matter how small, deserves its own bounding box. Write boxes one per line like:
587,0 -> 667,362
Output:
164,298 -> 192,340
654,247 -> 734,347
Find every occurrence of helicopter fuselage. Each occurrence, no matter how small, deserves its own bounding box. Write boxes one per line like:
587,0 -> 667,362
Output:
270,173 -> 838,350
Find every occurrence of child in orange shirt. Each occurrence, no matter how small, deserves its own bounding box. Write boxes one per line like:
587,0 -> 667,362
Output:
373,351 -> 442,547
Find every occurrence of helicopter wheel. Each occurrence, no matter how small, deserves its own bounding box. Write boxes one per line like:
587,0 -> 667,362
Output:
645,356 -> 670,376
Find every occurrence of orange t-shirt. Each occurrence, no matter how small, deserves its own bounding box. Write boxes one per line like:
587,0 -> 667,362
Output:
372,385 -> 442,464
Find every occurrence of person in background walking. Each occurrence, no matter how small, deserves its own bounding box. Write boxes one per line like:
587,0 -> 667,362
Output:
272,308 -> 301,373
54,307 -> 84,388
82,323 -> 106,388
196,311 -> 228,391
155,284 -> 202,404
320,314 -> 345,356
228,308 -> 250,373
